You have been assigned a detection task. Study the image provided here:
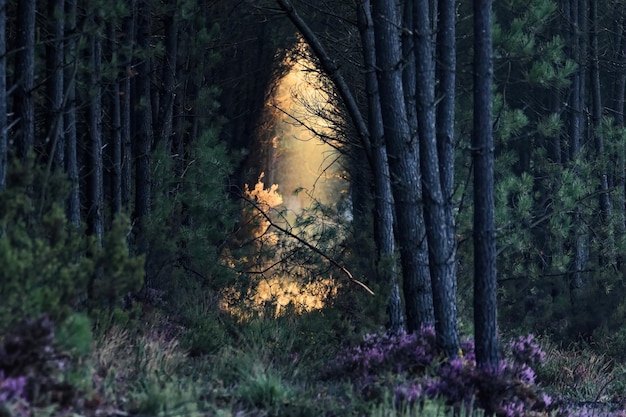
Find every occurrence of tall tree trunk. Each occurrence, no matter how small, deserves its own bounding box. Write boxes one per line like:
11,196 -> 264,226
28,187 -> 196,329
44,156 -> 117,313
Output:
436,0 -> 457,301
0,0 -> 6,190
473,0 -> 499,371
135,0 -> 154,287
121,3 -> 135,210
568,0 -> 589,305
88,23 -> 104,245
14,0 -> 36,160
64,0 -> 80,226
371,0 -> 435,330
156,0 -> 178,148
412,0 -> 459,355
357,0 -> 404,332
590,0 -> 612,220
46,0 -> 64,168
109,22 -> 123,217
611,6 -> 626,258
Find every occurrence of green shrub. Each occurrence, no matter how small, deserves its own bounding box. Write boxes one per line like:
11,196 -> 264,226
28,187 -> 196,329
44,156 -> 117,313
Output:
0,162 -> 144,331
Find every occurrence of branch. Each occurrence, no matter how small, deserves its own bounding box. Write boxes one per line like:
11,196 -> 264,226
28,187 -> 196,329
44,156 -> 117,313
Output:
275,0 -> 372,160
242,194 -> 375,295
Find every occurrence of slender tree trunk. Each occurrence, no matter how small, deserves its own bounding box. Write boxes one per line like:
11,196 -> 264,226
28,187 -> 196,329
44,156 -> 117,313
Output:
357,0 -> 404,332
590,0 -> 612,220
413,0 -> 459,355
611,7 -> 626,259
156,0 -> 178,148
473,0 -> 499,371
121,4 -> 135,210
88,23 -> 104,245
568,0 -> 589,304
64,0 -> 80,226
0,0 -> 6,190
46,0 -> 64,168
436,0 -> 458,307
135,0 -> 154,287
372,0 -> 435,330
14,0 -> 36,160
109,22 -> 123,217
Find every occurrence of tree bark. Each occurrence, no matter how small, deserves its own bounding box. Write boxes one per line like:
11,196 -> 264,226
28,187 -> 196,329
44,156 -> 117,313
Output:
156,0 -> 178,148
46,0 -> 64,168
14,0 -> 36,160
371,0 -> 435,330
590,0 -> 612,220
121,3 -> 135,210
0,0 -> 6,190
88,22 -> 104,245
357,0 -> 404,332
412,0 -> 459,355
64,0 -> 80,226
135,0 -> 154,287
473,0 -> 499,371
567,0 -> 589,304
109,22 -> 123,217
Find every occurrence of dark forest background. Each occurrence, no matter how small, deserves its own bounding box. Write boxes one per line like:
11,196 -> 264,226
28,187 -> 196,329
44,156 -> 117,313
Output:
2,0 -> 626,416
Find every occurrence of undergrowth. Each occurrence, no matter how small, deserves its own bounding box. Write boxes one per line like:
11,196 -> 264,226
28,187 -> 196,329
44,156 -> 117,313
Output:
2,300 -> 626,417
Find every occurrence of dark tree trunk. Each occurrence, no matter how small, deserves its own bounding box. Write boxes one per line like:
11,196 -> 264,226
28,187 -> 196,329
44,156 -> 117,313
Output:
88,24 -> 104,245
14,0 -> 36,160
46,0 -> 64,168
357,0 -> 404,332
413,0 -> 459,355
109,22 -> 122,217
611,6 -> 626,245
568,0 -> 589,304
473,0 -> 499,371
589,0 -> 612,220
121,4 -> 135,210
135,0 -> 154,287
156,0 -> 178,148
64,0 -> 80,226
371,0 -> 435,330
0,0 -> 6,190
436,0 -> 458,313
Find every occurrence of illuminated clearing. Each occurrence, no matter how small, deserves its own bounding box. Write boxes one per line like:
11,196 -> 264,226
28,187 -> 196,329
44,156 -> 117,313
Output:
222,41 -> 347,318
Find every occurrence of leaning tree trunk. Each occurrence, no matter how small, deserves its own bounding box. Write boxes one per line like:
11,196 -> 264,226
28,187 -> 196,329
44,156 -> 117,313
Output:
357,0 -> 404,331
473,0 -> 499,371
412,0 -> 459,356
371,0 -> 435,330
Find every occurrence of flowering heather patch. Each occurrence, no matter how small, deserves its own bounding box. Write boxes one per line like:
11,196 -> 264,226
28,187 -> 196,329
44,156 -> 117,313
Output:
0,371 -> 27,402
325,325 -> 437,381
326,329 -> 557,417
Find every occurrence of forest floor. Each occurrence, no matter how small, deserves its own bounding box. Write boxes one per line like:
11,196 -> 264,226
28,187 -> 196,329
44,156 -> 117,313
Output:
1,296 -> 626,417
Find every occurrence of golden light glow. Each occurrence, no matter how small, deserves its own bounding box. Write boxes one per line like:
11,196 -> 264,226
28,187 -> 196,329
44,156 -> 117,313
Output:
221,40 -> 347,319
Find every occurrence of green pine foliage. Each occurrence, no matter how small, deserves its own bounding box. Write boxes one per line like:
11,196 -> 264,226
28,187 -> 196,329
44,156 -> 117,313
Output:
0,161 -> 144,330
452,0 -> 626,342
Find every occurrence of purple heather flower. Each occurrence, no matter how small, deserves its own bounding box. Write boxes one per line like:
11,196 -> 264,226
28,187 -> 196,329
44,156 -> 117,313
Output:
0,372 -> 27,402
395,382 -> 423,403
